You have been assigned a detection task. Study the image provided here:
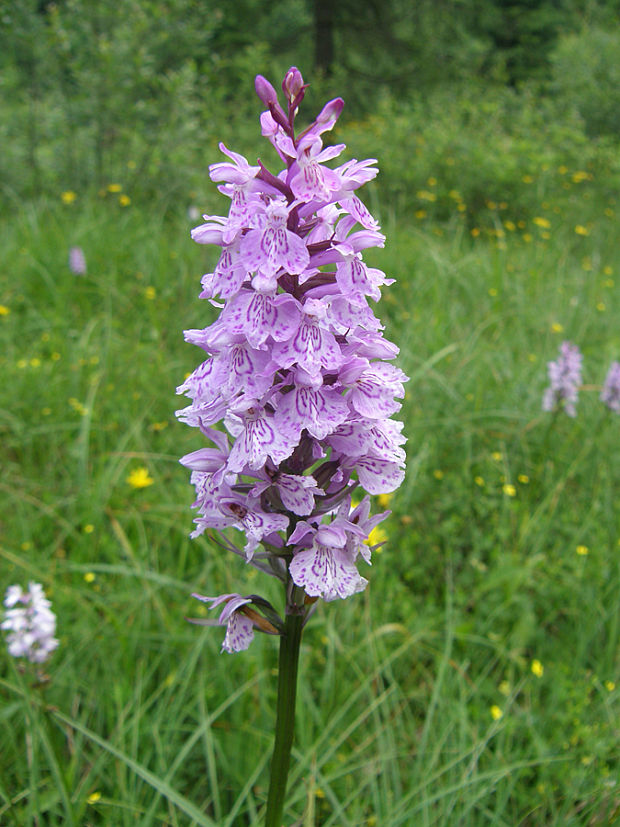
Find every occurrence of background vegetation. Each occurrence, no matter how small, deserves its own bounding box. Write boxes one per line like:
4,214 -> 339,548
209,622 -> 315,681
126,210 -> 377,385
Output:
1,1 -> 619,824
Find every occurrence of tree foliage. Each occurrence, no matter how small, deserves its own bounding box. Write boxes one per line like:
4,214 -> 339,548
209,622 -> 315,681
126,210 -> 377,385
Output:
0,0 -> 619,199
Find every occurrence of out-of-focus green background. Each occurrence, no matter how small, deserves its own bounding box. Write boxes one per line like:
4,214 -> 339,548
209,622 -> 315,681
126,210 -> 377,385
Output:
1,2 -> 619,825
4,0 -> 620,212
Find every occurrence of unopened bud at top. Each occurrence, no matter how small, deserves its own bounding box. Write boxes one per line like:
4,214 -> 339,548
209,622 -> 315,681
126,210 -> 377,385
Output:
282,66 -> 305,102
255,75 -> 279,107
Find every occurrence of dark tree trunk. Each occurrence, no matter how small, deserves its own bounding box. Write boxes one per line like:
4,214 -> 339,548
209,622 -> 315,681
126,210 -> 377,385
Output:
313,0 -> 335,75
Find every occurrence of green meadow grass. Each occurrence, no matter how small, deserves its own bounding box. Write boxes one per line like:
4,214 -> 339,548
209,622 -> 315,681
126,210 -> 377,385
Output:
0,189 -> 618,826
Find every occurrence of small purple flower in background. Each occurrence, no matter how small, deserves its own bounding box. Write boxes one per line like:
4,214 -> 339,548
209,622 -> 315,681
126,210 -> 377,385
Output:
68,246 -> 87,275
2,582 -> 59,663
601,361 -> 620,413
542,341 -> 583,417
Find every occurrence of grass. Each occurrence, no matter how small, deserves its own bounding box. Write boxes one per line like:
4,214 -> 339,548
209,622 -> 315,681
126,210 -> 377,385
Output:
0,177 -> 619,825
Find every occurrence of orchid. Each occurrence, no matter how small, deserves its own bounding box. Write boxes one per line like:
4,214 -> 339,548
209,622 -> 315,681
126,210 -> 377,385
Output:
542,341 -> 583,417
68,246 -> 86,275
178,67 -> 407,826
601,361 -> 620,413
2,582 -> 59,664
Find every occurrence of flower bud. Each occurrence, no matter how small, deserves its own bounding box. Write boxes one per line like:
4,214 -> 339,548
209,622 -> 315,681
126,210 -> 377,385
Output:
255,75 -> 279,106
316,97 -> 344,128
282,66 -> 304,102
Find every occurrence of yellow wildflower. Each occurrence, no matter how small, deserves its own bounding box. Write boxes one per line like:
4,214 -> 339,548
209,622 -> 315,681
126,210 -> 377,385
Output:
551,322 -> 564,333
533,216 -> 551,229
107,183 -> 122,193
127,467 -> 154,489
531,659 -> 544,678
69,397 -> 88,416
572,171 -> 590,183
574,225 -> 589,236
61,190 -> 77,204
149,421 -> 169,432
0,305 -> 10,316
365,525 -> 387,551
517,474 -> 529,484
84,572 -> 96,583
576,545 -> 589,556
490,705 -> 503,720
119,194 -> 131,207
87,791 -> 102,804
503,484 -> 516,497
144,286 -> 156,300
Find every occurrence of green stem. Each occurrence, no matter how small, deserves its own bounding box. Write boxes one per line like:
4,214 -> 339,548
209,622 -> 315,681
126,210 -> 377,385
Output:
265,608 -> 304,827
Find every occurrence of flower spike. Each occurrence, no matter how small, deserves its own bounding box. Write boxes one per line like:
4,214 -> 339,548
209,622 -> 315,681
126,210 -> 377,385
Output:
179,67 -> 408,638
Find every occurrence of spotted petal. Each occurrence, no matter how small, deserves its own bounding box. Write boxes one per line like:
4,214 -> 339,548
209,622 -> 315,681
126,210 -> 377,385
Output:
290,542 -> 367,601
272,318 -> 342,375
275,385 -> 348,441
222,292 -> 302,348
276,474 -> 321,516
228,406 -> 298,472
351,456 -> 405,495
